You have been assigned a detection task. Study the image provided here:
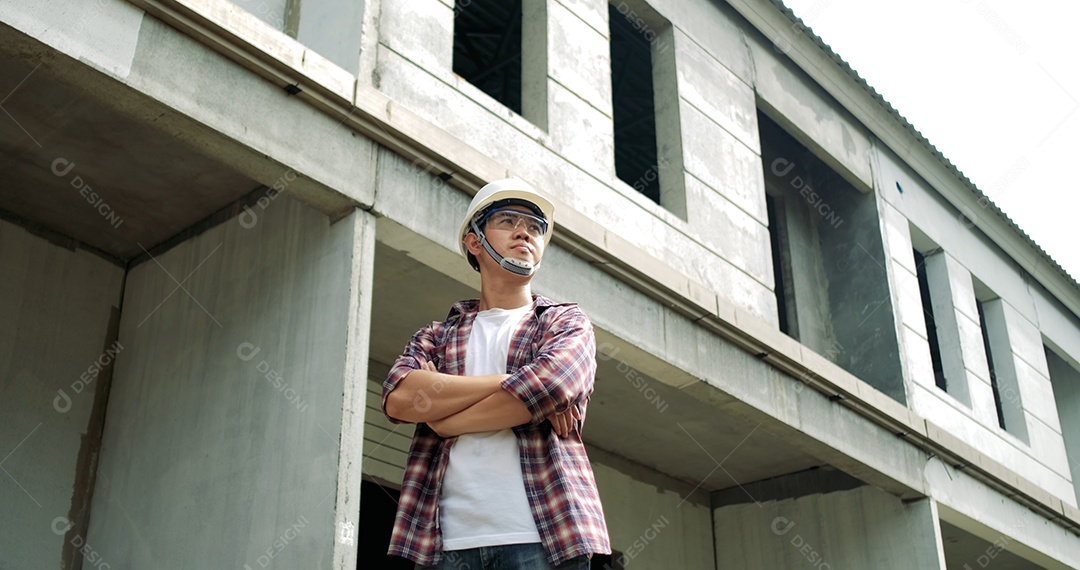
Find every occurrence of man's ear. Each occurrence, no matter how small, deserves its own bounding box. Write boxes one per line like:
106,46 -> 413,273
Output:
463,232 -> 484,256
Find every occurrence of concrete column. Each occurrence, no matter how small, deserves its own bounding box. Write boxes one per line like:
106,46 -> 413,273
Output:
546,0 -> 613,175
653,24 -> 686,218
521,0 -> 549,130
877,201 -> 926,402
667,23 -> 760,225
978,299 -> 1029,440
85,196 -> 367,568
779,183 -> 834,355
991,302 -> 1073,493
923,252 -> 982,410
715,486 -> 947,569
377,0 -> 453,76
331,209 -> 377,569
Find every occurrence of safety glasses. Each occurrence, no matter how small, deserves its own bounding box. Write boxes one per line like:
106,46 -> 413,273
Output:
480,208 -> 548,239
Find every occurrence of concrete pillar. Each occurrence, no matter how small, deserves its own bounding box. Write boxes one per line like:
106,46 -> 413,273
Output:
778,182 -> 834,354
377,0 -> 453,77
84,197 -> 374,568
521,0 -> 549,130
667,23 -> 760,226
653,24 -> 686,218
923,252 -> 983,411
978,299 -> 1029,440
668,20 -> 774,306
331,209 -> 377,569
546,0 -> 613,175
990,302 -> 1073,495
877,201 -> 926,402
715,486 -> 947,569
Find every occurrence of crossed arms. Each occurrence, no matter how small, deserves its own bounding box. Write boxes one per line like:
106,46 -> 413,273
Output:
384,362 -> 577,437
382,307 -> 594,439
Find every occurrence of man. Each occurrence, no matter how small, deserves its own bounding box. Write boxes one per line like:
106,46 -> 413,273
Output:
382,178 -> 610,569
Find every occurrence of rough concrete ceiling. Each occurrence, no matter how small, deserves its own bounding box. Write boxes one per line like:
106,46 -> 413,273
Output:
0,47 -> 258,261
370,241 -> 823,494
941,521 -> 1046,570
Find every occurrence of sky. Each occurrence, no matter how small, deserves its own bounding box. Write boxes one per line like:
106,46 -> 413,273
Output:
779,0 -> 1080,282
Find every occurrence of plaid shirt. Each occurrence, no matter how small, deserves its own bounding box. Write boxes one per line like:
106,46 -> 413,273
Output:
382,295 -> 610,566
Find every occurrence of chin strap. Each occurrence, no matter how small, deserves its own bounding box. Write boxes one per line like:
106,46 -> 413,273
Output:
470,219 -> 539,276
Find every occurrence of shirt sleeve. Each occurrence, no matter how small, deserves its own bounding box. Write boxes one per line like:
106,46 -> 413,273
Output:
382,322 -> 439,425
500,305 -> 597,425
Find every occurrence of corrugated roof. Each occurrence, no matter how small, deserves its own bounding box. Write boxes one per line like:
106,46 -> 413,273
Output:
768,0 -> 1080,294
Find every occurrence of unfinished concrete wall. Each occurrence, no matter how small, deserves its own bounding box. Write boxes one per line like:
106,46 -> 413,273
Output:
295,0 -> 365,71
715,486 -> 946,569
230,0 -> 290,32
0,221 -> 124,569
929,456 -> 1080,569
374,0 -> 776,321
84,197 -> 372,568
1047,347 -> 1080,505
814,173 -> 903,401
744,19 -> 873,194
874,144 -> 1076,506
1031,282 -> 1080,370
667,25 -> 772,310
592,451 -> 715,569
760,115 -> 904,401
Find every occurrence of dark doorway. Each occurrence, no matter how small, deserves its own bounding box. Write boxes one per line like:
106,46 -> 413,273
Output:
359,480 -> 412,569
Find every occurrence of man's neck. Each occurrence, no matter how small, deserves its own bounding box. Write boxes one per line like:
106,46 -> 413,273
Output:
477,279 -> 533,311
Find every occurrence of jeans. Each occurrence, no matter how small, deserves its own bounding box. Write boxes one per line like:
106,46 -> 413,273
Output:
416,543 -> 590,570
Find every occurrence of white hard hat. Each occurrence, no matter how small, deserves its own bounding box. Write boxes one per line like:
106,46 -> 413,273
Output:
458,177 -> 555,260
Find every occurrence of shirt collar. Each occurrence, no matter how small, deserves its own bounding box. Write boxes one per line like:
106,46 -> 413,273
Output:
445,294 -> 565,321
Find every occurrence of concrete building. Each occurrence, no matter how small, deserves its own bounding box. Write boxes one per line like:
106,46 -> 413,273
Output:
2,0 -> 1079,567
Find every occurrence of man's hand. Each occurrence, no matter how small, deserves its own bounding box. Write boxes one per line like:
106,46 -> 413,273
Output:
547,406 -> 581,438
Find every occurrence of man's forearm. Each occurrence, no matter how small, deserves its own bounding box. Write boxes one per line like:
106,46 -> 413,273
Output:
386,368 -> 507,423
428,389 -> 532,437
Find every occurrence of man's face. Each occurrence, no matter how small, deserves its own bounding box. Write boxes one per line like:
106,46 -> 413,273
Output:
470,205 -> 546,272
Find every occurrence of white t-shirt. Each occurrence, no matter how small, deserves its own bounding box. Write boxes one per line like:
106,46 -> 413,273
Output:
440,304 -> 542,550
